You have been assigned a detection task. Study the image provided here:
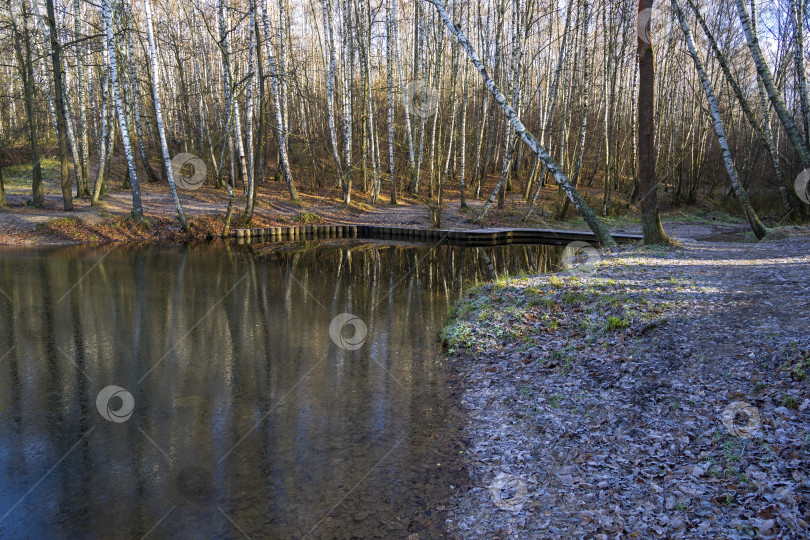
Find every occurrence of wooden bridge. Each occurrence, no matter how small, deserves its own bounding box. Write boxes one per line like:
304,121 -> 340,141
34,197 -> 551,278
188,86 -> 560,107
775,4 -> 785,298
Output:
233,224 -> 643,246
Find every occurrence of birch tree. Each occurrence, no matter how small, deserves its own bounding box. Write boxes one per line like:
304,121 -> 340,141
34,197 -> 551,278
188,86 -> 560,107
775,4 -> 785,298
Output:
733,0 -> 810,167
425,0 -> 616,247
103,0 -> 143,220
145,0 -> 186,230
672,0 -> 767,239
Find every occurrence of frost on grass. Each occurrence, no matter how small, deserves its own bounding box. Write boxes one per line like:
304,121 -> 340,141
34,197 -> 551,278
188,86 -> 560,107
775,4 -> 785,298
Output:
444,238 -> 810,538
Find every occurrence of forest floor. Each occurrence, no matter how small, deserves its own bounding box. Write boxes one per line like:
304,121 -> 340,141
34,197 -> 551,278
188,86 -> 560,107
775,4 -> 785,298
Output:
441,229 -> 810,538
0,164 -> 755,246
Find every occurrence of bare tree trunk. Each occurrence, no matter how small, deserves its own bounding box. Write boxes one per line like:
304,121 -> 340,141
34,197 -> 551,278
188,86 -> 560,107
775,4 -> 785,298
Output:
125,4 -> 160,184
524,0 -> 574,220
9,0 -> 43,206
688,0 -> 794,214
103,0 -> 143,219
386,0 -> 398,204
101,0 -> 143,221
322,0 -> 343,186
793,0 -> 810,148
45,0 -> 73,210
638,0 -> 669,244
74,0 -> 90,196
145,0 -> 187,230
260,0 -> 298,200
92,57 -> 112,204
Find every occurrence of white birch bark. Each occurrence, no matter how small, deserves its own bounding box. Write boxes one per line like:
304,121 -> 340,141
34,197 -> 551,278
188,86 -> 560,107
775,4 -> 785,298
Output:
392,0 -> 416,172
733,0 -> 810,167
322,0 -> 343,184
102,0 -> 143,219
386,0 -> 398,204
145,0 -> 187,230
260,0 -> 298,199
672,0 -> 767,239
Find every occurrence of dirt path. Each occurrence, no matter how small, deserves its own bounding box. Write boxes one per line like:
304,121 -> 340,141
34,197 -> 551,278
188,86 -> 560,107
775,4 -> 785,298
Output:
443,234 -> 810,538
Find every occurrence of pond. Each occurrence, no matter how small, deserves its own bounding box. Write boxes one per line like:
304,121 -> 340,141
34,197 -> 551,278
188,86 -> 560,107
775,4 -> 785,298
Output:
0,240 -> 565,538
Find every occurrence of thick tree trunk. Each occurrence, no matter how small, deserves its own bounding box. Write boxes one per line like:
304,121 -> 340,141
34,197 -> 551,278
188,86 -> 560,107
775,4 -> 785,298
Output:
638,0 -> 669,244
45,0 -> 73,211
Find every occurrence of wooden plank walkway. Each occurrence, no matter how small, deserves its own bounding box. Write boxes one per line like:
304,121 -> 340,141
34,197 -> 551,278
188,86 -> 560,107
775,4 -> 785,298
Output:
232,224 -> 642,246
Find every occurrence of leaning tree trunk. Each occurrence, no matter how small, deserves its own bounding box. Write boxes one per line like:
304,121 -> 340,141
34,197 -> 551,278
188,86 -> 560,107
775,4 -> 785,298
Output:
638,0 -> 669,244
733,0 -> 810,167
145,0 -> 187,230
425,0 -> 615,247
688,0 -> 794,215
673,0 -> 767,239
103,0 -> 143,220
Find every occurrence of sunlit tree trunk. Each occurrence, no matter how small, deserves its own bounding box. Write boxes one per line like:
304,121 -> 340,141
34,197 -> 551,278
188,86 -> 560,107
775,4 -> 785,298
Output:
125,3 -> 160,184
733,0 -> 810,167
103,0 -> 143,219
386,0 -> 398,204
260,0 -> 298,200
45,0 -> 73,210
145,0 -> 187,230
638,0 -> 669,244
322,0 -> 343,186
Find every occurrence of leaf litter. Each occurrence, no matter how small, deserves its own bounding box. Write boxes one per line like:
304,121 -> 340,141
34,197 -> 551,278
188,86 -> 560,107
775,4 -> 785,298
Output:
441,235 -> 810,538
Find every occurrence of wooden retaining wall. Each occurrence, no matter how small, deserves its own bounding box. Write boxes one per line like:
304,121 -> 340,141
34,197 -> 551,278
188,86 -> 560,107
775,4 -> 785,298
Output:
232,225 -> 642,246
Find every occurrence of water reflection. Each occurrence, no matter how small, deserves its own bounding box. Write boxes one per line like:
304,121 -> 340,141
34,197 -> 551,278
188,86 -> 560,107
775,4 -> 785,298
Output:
0,241 -> 562,538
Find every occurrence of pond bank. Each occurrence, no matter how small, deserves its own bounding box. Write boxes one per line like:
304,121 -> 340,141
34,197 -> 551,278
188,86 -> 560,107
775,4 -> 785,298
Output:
442,232 -> 810,538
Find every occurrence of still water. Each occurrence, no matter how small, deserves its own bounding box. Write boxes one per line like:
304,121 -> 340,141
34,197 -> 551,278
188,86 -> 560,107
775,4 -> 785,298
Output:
0,240 -> 563,539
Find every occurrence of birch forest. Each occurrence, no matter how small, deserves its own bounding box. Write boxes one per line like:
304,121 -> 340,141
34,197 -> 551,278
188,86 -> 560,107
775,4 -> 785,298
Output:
0,0 -> 808,236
